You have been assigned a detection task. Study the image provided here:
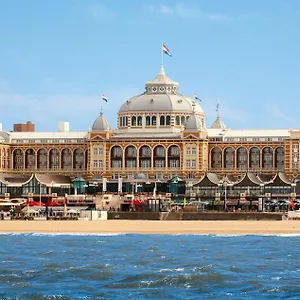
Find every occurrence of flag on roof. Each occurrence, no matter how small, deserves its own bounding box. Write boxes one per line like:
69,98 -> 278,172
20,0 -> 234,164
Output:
194,93 -> 201,102
101,94 -> 108,102
162,44 -> 171,56
289,197 -> 296,209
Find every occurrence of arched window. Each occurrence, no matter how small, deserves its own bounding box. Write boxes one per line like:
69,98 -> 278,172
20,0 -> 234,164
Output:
211,147 -> 222,169
181,116 -> 185,125
62,149 -> 72,170
49,149 -> 60,170
146,116 -> 151,126
152,116 -> 156,126
73,148 -> 84,170
168,145 -> 180,168
249,147 -> 260,169
137,116 -> 142,126
224,147 -> 235,170
37,149 -> 47,170
125,146 -> 137,168
111,146 -> 123,169
166,116 -> 171,125
275,147 -> 284,170
131,116 -> 136,126
119,117 -> 123,127
175,116 -> 180,125
262,147 -> 273,170
160,116 -> 165,126
25,149 -> 35,170
237,147 -> 248,170
13,149 -> 24,170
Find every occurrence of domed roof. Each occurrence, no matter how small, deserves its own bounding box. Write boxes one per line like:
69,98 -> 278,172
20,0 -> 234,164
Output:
185,113 -> 203,132
210,100 -> 226,129
119,66 -> 204,115
119,93 -> 203,114
92,113 -> 110,131
0,131 -> 9,143
211,117 -> 227,129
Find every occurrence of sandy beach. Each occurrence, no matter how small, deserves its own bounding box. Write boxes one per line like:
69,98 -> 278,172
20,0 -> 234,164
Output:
0,220 -> 300,235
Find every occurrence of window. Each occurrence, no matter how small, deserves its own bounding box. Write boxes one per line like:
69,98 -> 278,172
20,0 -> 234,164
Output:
156,160 -> 165,168
186,148 -> 191,155
146,116 -> 151,126
155,173 -> 164,180
126,160 -> 136,168
140,160 -> 151,168
152,116 -> 156,126
93,160 -> 98,168
186,160 -> 191,168
112,161 -> 122,168
191,148 -> 197,155
170,160 -> 179,168
160,116 -> 165,126
98,160 -> 103,169
191,159 -> 196,168
137,116 -> 142,126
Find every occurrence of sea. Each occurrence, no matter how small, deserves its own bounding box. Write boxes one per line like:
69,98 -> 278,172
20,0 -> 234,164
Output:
0,233 -> 300,299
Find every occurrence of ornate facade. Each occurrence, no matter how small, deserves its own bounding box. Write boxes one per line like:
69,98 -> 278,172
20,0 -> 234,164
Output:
1,66 -> 300,186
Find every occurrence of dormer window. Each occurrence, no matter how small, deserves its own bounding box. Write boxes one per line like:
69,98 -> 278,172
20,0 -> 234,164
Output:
178,99 -> 183,103
159,86 -> 165,92
152,87 -> 157,92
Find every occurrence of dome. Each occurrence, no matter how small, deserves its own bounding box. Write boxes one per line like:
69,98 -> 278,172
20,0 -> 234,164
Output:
119,93 -> 203,114
185,114 -> 203,132
0,131 -> 9,143
210,117 -> 227,129
92,113 -> 110,131
118,66 -> 204,115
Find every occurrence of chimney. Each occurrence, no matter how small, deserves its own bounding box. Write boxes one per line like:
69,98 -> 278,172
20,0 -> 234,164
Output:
58,122 -> 70,132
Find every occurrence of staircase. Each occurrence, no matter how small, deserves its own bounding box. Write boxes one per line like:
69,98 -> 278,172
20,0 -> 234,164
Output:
160,212 -> 182,220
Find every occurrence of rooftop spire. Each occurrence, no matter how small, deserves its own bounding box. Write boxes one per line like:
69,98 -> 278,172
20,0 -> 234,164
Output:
216,98 -> 220,119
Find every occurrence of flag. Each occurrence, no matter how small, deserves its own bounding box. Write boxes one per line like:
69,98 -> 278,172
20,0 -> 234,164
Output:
118,176 -> 122,193
162,44 -> 171,56
194,93 -> 202,102
289,197 -> 296,209
101,93 -> 108,102
102,177 -> 107,192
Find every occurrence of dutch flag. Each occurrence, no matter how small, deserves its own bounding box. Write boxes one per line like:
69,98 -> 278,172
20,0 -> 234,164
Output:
162,44 -> 171,56
101,93 -> 108,102
194,93 -> 202,102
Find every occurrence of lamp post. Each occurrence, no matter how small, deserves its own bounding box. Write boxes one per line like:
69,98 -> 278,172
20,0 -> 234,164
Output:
259,183 -> 264,212
83,184 -> 89,195
39,181 -> 42,206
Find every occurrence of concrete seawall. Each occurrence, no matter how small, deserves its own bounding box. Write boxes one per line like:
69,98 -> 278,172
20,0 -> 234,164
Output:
108,212 -> 283,221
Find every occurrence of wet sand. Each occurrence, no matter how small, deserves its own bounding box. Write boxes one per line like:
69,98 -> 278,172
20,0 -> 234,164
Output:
0,220 -> 300,235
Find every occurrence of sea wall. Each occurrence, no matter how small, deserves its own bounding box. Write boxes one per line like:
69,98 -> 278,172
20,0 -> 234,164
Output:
108,212 -> 283,221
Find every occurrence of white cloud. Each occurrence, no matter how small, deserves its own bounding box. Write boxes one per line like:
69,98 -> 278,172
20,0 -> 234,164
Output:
0,87 -> 141,131
267,103 -> 295,124
148,3 -> 229,21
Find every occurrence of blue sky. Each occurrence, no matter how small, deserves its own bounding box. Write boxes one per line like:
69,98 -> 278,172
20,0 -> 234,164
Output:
1,0 -> 300,131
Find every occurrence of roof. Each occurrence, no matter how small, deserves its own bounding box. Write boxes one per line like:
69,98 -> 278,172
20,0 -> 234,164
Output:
9,131 -> 88,141
185,113 -> 203,132
234,173 -> 262,186
35,174 -> 72,186
145,65 -> 178,86
193,173 -> 221,187
92,113 -> 110,132
119,66 -> 204,115
210,117 -> 227,129
206,128 -> 290,139
118,93 -> 204,114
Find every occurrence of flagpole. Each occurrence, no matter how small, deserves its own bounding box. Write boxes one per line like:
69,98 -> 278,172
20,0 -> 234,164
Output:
161,43 -> 164,67
100,94 -> 103,114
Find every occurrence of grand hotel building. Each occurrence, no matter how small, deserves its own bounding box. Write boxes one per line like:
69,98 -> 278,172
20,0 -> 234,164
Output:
0,66 -> 300,194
